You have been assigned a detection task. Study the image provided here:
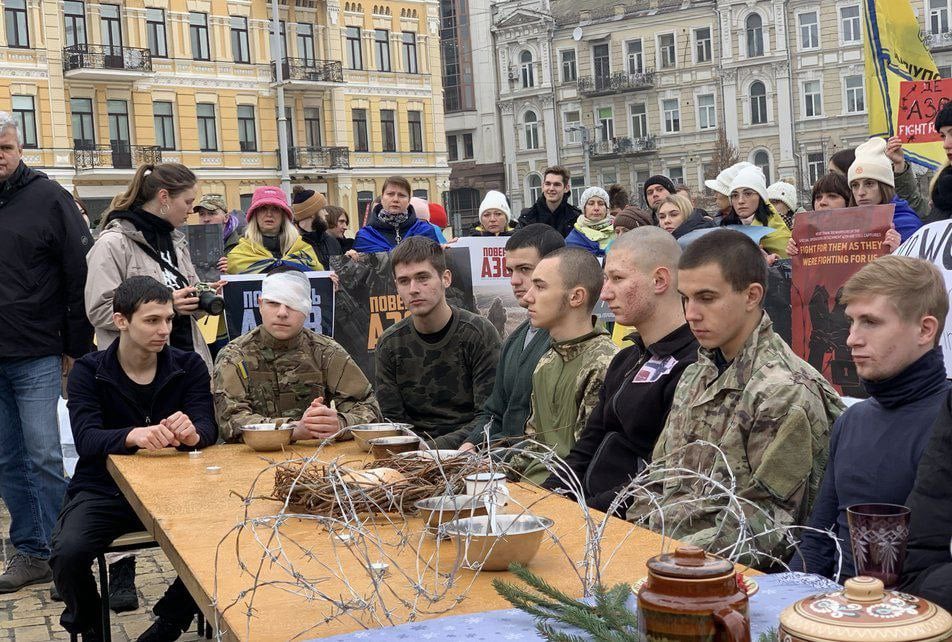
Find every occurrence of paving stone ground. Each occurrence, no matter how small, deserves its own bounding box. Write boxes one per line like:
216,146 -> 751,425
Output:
0,504 -> 206,642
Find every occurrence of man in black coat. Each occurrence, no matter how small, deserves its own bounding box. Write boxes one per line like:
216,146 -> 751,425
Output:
517,166 -> 581,237
0,114 -> 95,593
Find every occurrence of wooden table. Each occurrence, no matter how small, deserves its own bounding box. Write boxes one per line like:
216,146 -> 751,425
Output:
108,442 -> 681,641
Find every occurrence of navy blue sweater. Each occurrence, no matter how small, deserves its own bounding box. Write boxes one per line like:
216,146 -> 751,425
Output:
792,348 -> 949,578
66,341 -> 218,498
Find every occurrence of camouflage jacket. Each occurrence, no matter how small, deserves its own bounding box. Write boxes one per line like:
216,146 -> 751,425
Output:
626,313 -> 843,568
518,328 -> 618,484
213,326 -> 381,442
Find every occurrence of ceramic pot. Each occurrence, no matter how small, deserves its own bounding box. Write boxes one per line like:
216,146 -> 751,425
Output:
779,576 -> 952,642
638,546 -> 751,642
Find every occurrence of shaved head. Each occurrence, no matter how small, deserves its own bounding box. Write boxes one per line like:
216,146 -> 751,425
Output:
608,226 -> 682,275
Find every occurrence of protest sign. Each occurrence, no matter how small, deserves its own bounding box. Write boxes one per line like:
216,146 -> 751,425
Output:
221,271 -> 335,340
897,79 -> 952,144
896,220 -> 952,377
452,237 -> 523,340
186,224 -> 224,283
676,224 -> 774,248
790,205 -> 893,396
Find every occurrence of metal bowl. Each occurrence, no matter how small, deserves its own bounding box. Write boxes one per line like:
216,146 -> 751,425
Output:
414,495 -> 490,534
350,423 -> 413,451
442,514 -> 553,571
368,435 -> 422,457
241,423 -> 294,452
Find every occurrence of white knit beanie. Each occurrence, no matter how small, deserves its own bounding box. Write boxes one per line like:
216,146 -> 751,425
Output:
767,181 -> 797,212
729,165 -> 768,202
848,137 -> 895,188
579,186 -> 610,210
478,190 -> 511,221
704,161 -> 754,196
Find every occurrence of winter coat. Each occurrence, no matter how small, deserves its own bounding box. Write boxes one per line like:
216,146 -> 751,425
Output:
671,209 -> 716,240
84,216 -> 213,371
0,162 -> 95,358
894,165 -> 929,220
890,195 -> 924,242
226,235 -> 321,274
301,229 -> 342,269
517,194 -> 581,237
353,204 -> 439,253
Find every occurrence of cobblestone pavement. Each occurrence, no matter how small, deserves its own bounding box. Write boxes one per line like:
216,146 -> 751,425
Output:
0,504 -> 206,642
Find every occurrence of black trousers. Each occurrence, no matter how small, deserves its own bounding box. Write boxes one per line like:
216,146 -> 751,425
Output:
50,490 -> 197,634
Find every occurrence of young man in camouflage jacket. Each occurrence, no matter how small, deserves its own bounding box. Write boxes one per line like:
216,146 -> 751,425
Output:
627,230 -> 843,569
213,271 -> 381,441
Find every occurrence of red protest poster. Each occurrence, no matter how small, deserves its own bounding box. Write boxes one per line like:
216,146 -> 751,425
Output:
898,79 -> 952,143
790,205 -> 893,397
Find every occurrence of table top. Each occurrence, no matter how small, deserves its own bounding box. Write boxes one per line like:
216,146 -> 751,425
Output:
107,442 -> 697,641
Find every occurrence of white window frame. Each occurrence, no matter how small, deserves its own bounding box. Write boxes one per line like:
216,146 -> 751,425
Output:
661,97 -> 681,133
749,80 -> 769,125
563,109 -> 581,144
844,75 -> 866,114
696,93 -> 716,130
929,0 -> 949,36
559,48 -> 577,83
751,148 -> 772,183
807,151 -> 826,187
527,173 -> 542,203
693,26 -> 712,64
520,50 -> 535,89
629,103 -> 648,139
523,110 -> 540,150
657,32 -> 676,70
625,39 -> 644,74
744,12 -> 765,58
839,4 -> 861,45
667,165 -> 684,185
802,79 -> 823,118
569,176 -> 585,205
596,106 -> 614,141
797,10 -> 820,51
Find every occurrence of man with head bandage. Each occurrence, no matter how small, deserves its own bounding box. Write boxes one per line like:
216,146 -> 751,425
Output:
213,270 -> 382,442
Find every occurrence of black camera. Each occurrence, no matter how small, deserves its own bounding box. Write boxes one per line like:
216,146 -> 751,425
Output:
195,283 -> 225,315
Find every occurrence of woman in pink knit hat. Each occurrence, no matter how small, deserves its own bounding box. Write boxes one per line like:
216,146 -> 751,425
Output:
226,185 -> 321,274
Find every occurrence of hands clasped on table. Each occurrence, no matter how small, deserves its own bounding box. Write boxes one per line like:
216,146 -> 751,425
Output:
125,411 -> 201,450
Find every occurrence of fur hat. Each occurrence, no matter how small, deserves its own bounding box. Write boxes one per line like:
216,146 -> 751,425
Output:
704,162 -> 754,196
290,186 -> 327,223
478,190 -> 511,222
246,186 -> 292,222
729,165 -> 769,202
848,137 -> 895,188
767,181 -> 797,212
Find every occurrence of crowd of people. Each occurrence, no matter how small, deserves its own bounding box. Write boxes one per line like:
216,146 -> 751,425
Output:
0,101 -> 951,642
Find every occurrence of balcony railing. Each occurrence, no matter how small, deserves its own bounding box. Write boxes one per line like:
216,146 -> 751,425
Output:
279,146 -> 351,170
924,30 -> 952,50
63,44 -> 152,74
272,58 -> 344,83
590,136 -> 657,158
73,144 -> 162,170
578,70 -> 655,96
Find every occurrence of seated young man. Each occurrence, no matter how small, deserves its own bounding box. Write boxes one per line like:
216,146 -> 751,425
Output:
793,257 -> 950,579
375,236 -> 501,443
627,230 -> 843,569
543,227 -> 699,514
214,270 -> 381,441
435,224 -> 565,450
51,276 -> 218,642
515,247 -> 618,484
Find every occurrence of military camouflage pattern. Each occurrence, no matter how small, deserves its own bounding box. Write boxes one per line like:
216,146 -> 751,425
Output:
626,313 -> 844,568
214,326 -> 381,441
516,328 -> 618,484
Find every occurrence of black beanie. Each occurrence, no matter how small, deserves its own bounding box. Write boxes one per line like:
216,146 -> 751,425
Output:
936,101 -> 952,132
643,175 -> 677,204
291,185 -> 315,205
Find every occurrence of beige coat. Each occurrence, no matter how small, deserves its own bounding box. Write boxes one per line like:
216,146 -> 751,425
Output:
84,218 -> 212,371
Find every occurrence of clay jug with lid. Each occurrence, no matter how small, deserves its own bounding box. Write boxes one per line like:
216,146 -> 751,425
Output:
637,545 -> 751,642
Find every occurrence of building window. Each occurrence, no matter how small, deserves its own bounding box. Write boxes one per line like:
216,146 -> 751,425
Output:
668,166 -> 684,185
106,100 -> 130,161
520,50 -> 535,88
70,97 -> 95,149
237,105 -> 256,152
11,96 -> 36,148
440,0 -> 475,113
597,106 -> 614,141
698,93 -> 716,130
527,174 -> 542,203
560,49 -> 577,82
626,39 -> 643,74
845,75 -> 865,113
304,108 -> 322,147
753,150 -> 771,182
64,1 -> 87,47
746,13 -> 764,57
524,111 -> 540,149
694,28 -> 711,63
804,80 -> 822,117
750,81 -> 768,124
352,108 -> 368,151
840,5 -> 861,43
564,110 -> 581,143
408,110 -> 423,152
380,109 -> 396,152
462,132 -> 474,159
931,0 -> 950,35
570,176 -> 585,205
447,134 -> 458,161
402,32 -> 418,73
940,65 -> 952,78
659,34 -> 676,69
374,29 -> 391,72
799,11 -> 819,49
146,8 -> 167,58
269,20 -> 288,59
100,4 -> 122,53
190,13 -> 210,60
196,103 -> 217,151
230,17 -> 250,63
153,101 -> 175,150
662,98 -> 680,133
346,27 -> 363,70
297,24 -> 315,65
412,189 -> 429,200
807,152 -> 825,186
630,103 -> 647,138
4,0 -> 29,48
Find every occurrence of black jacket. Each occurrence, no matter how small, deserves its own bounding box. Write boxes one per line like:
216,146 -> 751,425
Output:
301,229 -> 342,268
65,341 -> 218,498
517,194 -> 580,237
672,208 -> 716,239
0,162 -> 94,358
543,324 -> 698,514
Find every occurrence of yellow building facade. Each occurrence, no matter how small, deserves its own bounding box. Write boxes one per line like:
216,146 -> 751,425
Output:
0,0 -> 449,226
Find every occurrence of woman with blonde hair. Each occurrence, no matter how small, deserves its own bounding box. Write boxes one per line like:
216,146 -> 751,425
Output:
227,186 -> 321,274
656,193 -> 714,239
